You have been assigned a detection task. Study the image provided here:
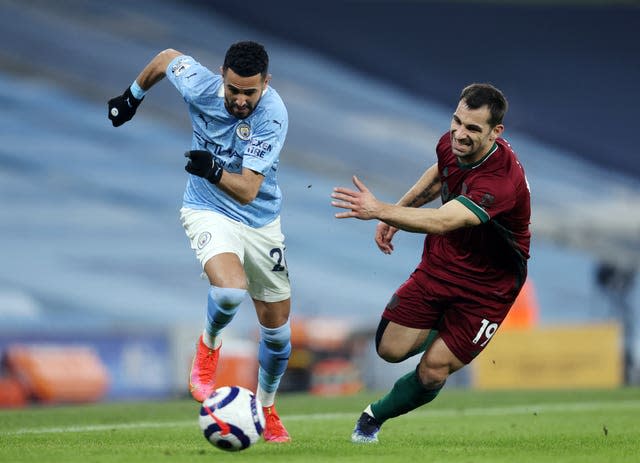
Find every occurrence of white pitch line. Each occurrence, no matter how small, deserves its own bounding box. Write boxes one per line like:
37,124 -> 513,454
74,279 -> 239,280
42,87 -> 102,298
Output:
2,399 -> 639,436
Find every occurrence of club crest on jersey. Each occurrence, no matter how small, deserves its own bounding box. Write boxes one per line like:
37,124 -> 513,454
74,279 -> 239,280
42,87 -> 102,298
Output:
197,232 -> 211,250
236,123 -> 251,140
479,193 -> 495,207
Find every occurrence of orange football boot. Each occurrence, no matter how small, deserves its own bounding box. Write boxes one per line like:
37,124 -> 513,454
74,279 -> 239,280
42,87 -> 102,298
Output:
262,404 -> 291,443
189,335 -> 220,402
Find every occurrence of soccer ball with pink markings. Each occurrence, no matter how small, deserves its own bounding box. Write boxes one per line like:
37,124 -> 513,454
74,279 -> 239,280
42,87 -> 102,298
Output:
198,386 -> 265,451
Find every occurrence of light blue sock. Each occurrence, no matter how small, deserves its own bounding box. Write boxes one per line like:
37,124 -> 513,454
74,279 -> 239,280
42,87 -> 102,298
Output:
205,286 -> 246,339
258,321 -> 291,393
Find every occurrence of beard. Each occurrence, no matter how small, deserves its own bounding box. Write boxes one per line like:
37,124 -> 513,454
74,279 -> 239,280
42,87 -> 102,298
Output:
226,102 -> 253,118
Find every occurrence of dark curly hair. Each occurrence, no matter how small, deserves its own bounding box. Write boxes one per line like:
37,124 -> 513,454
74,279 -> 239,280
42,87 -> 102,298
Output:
460,83 -> 508,127
223,41 -> 269,78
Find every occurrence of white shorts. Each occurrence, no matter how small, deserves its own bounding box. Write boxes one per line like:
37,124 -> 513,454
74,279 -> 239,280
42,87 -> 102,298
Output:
180,207 -> 291,303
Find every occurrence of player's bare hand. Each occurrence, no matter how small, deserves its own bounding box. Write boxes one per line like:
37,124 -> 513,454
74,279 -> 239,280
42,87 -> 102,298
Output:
375,222 -> 397,254
331,176 -> 380,220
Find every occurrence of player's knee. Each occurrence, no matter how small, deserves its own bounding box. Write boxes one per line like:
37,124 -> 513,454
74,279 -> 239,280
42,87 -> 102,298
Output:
375,318 -> 404,362
260,320 -> 291,350
376,343 -> 408,363
417,360 -> 450,388
209,286 -> 247,310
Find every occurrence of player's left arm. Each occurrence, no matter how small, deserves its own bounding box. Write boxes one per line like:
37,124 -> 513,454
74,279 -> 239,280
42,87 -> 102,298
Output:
216,167 -> 265,205
183,150 -> 264,205
332,176 -> 481,234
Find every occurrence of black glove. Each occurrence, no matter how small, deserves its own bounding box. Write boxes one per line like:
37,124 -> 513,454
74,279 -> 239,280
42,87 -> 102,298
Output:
108,87 -> 143,127
184,150 -> 224,184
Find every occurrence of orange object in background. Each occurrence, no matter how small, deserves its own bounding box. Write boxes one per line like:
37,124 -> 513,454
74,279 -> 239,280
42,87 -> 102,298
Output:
5,344 -> 110,403
310,358 -> 362,396
215,353 -> 258,392
0,376 -> 28,408
288,318 -> 309,348
501,278 -> 539,329
213,338 -> 259,391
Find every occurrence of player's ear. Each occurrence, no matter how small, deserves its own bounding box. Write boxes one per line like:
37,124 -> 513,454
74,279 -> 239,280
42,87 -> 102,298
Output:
491,124 -> 504,140
263,73 -> 272,88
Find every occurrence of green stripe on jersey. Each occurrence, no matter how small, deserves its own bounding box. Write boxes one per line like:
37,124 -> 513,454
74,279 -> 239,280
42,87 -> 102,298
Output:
455,195 -> 490,223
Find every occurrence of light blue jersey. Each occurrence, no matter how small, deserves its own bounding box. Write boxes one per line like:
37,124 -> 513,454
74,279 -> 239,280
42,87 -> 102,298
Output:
166,55 -> 288,228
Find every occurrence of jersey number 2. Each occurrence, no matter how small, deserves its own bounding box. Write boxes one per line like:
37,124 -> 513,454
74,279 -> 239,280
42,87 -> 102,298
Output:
269,247 -> 286,272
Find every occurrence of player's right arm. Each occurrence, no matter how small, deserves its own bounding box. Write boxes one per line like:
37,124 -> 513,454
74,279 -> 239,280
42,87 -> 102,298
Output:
108,49 -> 183,127
133,48 -> 183,92
332,175 -> 480,235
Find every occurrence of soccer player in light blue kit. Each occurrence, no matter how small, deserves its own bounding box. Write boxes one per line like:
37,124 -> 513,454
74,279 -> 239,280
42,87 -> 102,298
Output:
107,41 -> 291,442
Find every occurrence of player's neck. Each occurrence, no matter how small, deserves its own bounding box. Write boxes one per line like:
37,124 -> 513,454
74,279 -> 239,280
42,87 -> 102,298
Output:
456,142 -> 498,167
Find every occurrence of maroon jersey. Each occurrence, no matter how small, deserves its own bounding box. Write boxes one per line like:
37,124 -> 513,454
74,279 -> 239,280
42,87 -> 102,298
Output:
417,133 -> 531,303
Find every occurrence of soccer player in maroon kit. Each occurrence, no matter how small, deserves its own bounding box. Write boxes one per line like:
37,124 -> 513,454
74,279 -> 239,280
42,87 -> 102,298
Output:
331,83 -> 531,443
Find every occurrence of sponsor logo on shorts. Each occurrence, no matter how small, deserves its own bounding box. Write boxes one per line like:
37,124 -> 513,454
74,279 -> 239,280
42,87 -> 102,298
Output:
197,232 -> 211,249
236,123 -> 251,140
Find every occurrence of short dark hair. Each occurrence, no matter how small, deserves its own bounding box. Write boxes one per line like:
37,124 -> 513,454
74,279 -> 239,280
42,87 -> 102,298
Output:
460,83 -> 508,127
223,41 -> 269,78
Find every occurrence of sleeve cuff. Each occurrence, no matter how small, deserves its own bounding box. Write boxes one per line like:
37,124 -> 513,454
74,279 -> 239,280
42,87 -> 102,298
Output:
130,80 -> 146,99
454,195 -> 490,223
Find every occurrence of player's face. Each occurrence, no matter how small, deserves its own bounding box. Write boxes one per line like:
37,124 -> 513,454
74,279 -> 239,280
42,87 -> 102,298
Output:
221,67 -> 269,119
450,101 -> 504,163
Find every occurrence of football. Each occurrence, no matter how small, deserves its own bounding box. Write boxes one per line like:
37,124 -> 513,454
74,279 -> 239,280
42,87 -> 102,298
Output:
198,385 -> 265,451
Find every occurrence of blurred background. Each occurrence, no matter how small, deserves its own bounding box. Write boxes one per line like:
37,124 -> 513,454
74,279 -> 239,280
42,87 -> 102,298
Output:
1,0 -> 639,406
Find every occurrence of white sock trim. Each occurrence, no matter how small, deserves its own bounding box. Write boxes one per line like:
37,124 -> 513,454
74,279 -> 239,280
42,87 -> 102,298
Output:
364,404 -> 374,418
202,331 -> 222,349
257,384 -> 276,408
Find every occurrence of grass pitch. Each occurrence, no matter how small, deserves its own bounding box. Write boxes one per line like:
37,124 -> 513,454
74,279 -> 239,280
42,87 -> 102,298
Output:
1,388 -> 639,463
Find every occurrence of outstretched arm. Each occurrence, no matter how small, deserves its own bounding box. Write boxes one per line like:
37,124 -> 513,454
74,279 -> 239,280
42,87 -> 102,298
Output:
331,175 -> 480,235
362,163 -> 442,254
108,48 -> 183,127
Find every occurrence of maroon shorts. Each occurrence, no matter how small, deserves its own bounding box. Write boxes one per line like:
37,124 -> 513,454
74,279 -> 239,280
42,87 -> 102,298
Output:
382,269 -> 515,364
